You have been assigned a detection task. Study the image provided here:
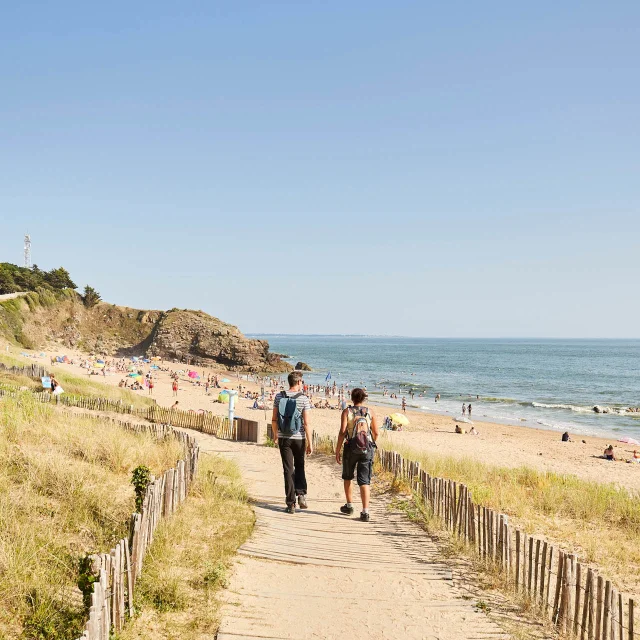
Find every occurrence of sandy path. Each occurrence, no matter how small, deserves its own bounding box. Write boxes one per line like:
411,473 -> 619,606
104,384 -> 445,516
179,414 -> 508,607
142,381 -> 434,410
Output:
191,432 -> 510,640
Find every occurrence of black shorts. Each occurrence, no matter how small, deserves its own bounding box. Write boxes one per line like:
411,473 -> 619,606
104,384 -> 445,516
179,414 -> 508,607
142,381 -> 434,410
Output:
342,445 -> 374,486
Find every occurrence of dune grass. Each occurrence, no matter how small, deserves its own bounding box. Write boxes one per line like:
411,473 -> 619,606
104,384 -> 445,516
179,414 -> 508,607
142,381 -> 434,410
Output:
119,454 -> 254,640
385,441 -> 640,596
0,353 -> 154,409
0,393 -> 183,639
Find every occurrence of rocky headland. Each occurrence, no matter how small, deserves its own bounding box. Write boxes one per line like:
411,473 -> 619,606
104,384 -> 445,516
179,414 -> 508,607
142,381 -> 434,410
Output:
0,289 -> 291,372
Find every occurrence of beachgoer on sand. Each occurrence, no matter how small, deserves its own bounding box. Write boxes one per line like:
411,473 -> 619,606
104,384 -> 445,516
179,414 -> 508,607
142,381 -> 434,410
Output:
604,445 -> 615,461
562,432 -> 571,442
272,371 -> 312,513
335,388 -> 379,522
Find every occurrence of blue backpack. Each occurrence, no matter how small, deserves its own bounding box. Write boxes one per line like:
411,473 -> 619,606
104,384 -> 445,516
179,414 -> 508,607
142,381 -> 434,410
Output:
277,392 -> 304,436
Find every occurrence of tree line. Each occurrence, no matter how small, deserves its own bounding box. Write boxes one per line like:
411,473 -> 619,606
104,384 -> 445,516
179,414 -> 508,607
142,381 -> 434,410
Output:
0,263 -> 101,308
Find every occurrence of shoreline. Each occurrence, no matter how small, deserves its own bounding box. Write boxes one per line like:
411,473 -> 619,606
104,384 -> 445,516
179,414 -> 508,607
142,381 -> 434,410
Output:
3,342 -> 640,493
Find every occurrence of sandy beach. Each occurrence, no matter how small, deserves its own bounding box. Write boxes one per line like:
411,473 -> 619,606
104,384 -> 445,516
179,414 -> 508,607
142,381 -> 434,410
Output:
6,342 -> 640,494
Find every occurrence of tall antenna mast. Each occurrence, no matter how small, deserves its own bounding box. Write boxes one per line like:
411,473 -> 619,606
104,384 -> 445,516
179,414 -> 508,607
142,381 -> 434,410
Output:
24,234 -> 31,268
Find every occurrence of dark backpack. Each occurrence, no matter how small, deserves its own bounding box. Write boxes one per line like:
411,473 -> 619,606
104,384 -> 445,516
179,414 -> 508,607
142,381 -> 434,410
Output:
277,392 -> 304,436
348,406 -> 372,454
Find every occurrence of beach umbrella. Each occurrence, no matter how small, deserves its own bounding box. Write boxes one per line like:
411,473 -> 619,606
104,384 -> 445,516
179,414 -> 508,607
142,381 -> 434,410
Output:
97,359 -> 105,364
218,392 -> 230,403
221,378 -> 230,383
151,356 -> 161,361
128,372 -> 141,378
188,371 -> 199,379
142,358 -> 150,363
389,413 -> 410,426
93,363 -> 104,368
151,365 -> 159,370
619,437 -> 640,446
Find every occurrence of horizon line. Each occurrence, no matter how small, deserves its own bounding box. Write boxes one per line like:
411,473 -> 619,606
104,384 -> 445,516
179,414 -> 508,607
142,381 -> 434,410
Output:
248,334 -> 640,340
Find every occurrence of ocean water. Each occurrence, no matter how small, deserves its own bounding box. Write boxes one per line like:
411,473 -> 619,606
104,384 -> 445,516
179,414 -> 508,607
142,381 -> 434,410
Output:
256,336 -> 640,438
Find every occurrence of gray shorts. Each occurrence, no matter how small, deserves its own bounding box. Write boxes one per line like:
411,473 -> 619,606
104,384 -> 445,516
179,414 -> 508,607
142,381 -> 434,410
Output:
342,446 -> 374,486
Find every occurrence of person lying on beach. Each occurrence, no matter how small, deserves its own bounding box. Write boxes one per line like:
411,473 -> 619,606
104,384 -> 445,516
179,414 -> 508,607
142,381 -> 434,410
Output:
604,445 -> 615,461
629,450 -> 640,464
469,426 -> 479,435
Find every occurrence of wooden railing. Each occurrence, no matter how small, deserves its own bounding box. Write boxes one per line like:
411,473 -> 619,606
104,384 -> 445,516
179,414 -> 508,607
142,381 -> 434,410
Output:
74,415 -> 199,640
0,385 -> 245,440
0,360 -> 49,378
312,432 -> 637,640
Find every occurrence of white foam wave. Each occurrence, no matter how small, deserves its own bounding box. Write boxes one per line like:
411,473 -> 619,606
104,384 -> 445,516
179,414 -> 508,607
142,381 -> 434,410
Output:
532,402 -> 594,413
532,401 -> 630,416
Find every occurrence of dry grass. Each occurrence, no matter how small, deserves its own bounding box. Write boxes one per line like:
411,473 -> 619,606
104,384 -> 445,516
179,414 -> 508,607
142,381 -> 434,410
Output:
0,393 -> 183,639
384,442 -> 640,596
119,454 -> 254,640
0,353 -> 154,409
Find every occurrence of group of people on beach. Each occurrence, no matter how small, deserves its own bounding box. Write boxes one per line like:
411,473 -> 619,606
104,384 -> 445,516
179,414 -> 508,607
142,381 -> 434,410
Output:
271,371 -> 379,520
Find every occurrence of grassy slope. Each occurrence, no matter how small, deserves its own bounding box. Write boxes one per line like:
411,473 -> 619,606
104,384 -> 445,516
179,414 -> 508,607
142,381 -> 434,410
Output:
0,394 -> 183,639
387,440 -> 640,596
120,455 -> 254,640
0,289 -> 154,354
0,353 -> 155,409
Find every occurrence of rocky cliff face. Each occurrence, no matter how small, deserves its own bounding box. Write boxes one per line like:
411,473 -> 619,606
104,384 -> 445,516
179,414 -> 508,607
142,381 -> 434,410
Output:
0,291 -> 291,372
147,309 -> 290,372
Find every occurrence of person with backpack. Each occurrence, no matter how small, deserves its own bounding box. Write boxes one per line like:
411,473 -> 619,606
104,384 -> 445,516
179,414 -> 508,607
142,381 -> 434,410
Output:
272,370 -> 313,513
335,388 -> 380,522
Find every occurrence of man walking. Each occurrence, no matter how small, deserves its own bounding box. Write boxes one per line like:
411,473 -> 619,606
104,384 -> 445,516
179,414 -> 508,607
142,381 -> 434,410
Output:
272,371 -> 312,513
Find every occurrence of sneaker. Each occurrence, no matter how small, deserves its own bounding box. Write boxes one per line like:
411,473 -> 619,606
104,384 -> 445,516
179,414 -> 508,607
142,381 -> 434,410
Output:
340,504 -> 354,515
285,504 -> 295,514
297,495 -> 308,509
360,511 -> 370,522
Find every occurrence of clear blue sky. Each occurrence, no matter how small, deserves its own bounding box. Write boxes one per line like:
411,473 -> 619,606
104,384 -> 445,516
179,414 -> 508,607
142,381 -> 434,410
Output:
1,2 -> 638,337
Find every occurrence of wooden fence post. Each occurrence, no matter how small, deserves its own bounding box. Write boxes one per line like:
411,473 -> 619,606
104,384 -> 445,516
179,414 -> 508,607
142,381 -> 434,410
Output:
595,575 -> 604,640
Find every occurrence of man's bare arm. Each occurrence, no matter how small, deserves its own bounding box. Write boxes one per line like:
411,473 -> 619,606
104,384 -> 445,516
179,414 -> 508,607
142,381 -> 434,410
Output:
303,408 -> 312,453
335,409 -> 349,463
